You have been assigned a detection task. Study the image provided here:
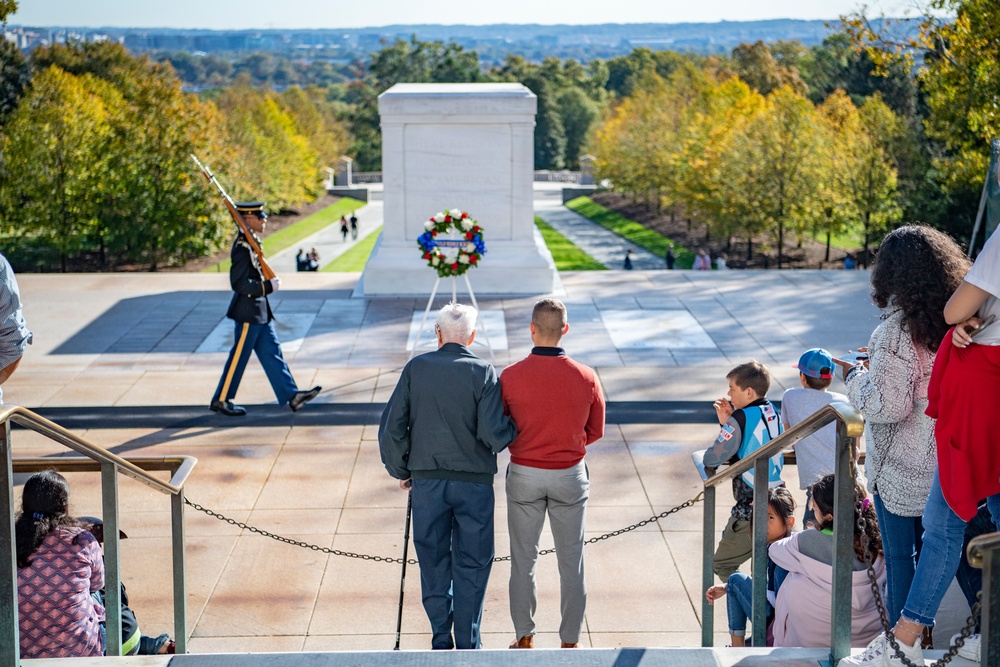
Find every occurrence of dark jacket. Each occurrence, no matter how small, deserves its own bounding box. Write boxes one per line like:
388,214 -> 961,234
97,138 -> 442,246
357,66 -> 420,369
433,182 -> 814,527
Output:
226,233 -> 274,324
378,342 -> 517,485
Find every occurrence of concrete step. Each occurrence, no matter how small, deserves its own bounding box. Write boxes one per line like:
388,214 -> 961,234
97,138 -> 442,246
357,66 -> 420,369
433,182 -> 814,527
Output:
24,647 -> 976,667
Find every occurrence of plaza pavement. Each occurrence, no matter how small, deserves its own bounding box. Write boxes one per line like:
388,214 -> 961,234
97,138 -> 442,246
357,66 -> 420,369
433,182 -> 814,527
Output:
8,188 -> 974,662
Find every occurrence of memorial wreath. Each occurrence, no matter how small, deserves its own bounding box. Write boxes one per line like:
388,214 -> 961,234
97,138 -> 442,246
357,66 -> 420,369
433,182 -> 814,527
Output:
416,209 -> 486,278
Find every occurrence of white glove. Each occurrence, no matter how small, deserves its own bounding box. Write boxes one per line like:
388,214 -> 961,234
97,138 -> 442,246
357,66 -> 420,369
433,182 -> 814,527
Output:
269,277 -> 281,292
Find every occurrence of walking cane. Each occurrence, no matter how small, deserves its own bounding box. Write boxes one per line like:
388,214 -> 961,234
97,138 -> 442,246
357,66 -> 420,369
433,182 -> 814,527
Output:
394,488 -> 413,650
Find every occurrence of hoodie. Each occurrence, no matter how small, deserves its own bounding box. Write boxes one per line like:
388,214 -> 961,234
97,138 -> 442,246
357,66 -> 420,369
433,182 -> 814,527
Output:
768,529 -> 886,648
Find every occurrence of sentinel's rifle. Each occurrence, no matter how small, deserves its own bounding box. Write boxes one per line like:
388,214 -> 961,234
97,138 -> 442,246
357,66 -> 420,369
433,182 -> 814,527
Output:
191,154 -> 276,280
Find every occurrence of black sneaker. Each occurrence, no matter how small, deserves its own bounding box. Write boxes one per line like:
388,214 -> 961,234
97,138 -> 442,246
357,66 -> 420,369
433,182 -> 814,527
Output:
289,386 -> 321,412
210,400 -> 246,417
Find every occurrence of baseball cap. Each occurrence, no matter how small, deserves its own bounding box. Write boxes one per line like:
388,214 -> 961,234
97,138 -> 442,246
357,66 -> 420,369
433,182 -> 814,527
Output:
797,348 -> 834,379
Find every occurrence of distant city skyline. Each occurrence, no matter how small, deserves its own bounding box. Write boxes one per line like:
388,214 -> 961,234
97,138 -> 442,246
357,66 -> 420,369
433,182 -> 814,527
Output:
10,0 -> 919,30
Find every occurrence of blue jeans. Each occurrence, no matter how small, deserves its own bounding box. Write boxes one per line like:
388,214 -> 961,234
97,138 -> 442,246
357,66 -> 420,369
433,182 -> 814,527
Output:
872,494 -> 923,624
726,572 -> 773,637
212,320 -> 298,405
411,478 -> 494,650
902,472 -> 1000,626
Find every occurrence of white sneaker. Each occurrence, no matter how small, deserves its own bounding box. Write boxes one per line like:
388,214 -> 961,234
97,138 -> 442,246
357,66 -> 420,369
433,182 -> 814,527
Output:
951,632 -> 980,663
838,633 -> 924,667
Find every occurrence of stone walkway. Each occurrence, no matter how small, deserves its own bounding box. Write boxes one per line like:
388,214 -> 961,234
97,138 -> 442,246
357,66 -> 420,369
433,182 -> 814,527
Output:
6,186 -> 973,661
534,189 -> 665,270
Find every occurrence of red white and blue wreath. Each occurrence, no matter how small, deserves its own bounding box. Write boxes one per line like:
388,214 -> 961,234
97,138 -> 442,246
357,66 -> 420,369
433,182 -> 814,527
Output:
416,209 -> 486,278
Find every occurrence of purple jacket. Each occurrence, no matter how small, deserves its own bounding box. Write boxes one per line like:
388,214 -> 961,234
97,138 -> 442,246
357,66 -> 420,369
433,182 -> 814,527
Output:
769,530 -> 885,648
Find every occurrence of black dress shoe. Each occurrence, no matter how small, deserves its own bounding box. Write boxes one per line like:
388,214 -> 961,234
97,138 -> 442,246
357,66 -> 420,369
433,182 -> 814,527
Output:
289,386 -> 321,412
210,400 -> 247,417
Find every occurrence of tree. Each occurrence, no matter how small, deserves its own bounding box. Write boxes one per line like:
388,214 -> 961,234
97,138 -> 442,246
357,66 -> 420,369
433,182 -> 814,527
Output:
734,86 -> 824,267
0,66 -> 112,271
280,85 -> 349,171
0,0 -> 16,22
819,91 -> 902,264
556,87 -> 598,169
216,79 -> 320,210
0,38 -> 28,126
730,41 -> 808,97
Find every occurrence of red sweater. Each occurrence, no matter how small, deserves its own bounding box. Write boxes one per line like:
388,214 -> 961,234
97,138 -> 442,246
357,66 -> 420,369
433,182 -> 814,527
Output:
500,349 -> 605,469
926,329 -> 1000,521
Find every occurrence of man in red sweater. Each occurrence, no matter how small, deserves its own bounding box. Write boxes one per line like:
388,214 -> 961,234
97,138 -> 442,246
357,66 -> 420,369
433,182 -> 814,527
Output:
500,298 -> 605,649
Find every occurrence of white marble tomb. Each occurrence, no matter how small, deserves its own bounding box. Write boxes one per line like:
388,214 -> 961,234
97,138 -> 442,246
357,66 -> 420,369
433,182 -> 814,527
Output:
361,83 -> 559,295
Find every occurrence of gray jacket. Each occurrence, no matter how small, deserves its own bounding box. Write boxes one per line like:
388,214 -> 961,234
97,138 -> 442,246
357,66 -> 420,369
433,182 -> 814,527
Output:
379,342 -> 516,485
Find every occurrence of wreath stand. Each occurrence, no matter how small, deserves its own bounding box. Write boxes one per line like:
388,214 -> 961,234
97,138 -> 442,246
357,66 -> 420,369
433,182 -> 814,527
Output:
410,273 -> 495,362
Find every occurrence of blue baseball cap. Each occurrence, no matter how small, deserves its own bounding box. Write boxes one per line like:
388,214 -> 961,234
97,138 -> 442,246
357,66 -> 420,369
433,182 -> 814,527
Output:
797,348 -> 834,379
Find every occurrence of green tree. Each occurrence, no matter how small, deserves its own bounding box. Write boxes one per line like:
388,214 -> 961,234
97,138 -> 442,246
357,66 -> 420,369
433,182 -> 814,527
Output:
731,41 -> 808,97
556,86 -> 598,169
280,85 -> 349,171
0,66 -> 111,271
819,91 -> 902,264
0,0 -> 16,21
26,41 -> 231,269
0,38 -> 28,126
734,86 -> 824,267
216,80 -> 320,210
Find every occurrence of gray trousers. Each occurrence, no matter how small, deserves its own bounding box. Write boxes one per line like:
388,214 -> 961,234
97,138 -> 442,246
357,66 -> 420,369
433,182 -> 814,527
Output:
506,461 -> 589,644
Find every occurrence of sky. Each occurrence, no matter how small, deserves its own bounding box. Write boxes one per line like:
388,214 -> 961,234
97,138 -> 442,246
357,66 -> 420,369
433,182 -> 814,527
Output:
9,0 -> 919,30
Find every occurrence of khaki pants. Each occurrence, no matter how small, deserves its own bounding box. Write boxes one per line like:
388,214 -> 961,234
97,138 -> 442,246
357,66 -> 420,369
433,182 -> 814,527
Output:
713,515 -> 752,581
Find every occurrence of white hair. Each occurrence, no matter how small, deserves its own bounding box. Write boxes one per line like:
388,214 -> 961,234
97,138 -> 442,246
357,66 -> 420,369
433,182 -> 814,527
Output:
436,302 -> 477,344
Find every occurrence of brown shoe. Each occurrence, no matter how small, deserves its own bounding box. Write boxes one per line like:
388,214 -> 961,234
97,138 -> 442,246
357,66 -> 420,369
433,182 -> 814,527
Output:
509,635 -> 534,649
561,642 -> 579,648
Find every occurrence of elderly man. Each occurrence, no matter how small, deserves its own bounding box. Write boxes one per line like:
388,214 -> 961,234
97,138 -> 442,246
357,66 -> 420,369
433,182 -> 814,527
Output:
379,302 -> 516,650
500,298 -> 605,649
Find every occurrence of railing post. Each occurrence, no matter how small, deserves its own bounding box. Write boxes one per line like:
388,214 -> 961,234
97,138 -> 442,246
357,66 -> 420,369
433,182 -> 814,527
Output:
101,461 -> 123,656
171,491 -> 187,654
751,457 -> 769,647
983,543 -> 1000,667
830,419 -> 856,663
0,421 -> 19,666
702,484 -> 716,647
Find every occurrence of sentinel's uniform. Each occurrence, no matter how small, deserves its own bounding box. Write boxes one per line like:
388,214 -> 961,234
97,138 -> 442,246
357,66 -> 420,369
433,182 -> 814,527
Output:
210,229 -> 298,407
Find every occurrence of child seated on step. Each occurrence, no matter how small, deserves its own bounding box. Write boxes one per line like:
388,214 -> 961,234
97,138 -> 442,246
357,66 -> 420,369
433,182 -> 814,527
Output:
705,486 -> 796,646
768,474 -> 885,648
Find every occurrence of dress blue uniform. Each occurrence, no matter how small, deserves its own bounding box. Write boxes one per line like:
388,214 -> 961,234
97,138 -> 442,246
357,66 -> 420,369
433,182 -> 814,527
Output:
210,202 -> 320,416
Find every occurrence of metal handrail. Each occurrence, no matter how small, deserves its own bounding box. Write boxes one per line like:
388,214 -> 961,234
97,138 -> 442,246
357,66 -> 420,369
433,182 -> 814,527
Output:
0,405 -> 196,666
694,401 -> 863,664
0,405 -> 182,495
967,531 -> 1000,664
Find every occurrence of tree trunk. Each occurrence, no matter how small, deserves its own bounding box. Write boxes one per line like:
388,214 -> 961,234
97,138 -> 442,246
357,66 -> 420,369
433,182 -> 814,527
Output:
746,237 -> 753,261
863,214 -> 871,269
825,232 -> 831,262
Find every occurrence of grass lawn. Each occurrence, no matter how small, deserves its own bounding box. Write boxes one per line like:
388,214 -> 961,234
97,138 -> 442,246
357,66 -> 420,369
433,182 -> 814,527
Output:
205,197 -> 365,273
809,229 -> 859,252
535,216 -> 606,270
565,196 -> 695,269
322,226 -> 382,272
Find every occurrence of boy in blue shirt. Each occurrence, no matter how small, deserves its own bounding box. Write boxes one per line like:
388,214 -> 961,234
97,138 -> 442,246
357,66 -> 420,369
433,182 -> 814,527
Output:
703,360 -> 784,580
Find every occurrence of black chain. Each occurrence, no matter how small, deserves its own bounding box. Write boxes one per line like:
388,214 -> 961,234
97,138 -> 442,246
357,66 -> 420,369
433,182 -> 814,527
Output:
184,492 -> 703,565
851,457 -> 980,666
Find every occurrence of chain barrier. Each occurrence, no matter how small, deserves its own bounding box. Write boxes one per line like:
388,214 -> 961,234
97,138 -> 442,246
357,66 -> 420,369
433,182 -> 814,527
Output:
184,492 -> 703,565
851,457 -> 980,666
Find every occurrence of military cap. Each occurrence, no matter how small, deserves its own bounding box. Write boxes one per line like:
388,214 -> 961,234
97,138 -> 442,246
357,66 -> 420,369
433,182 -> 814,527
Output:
235,201 -> 267,216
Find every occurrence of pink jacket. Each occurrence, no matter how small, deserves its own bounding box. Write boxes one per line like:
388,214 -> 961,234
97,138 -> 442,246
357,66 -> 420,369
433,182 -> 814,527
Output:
768,530 -> 886,648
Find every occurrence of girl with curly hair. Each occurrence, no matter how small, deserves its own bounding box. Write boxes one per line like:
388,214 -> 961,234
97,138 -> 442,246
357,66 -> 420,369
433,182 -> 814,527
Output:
831,225 -> 970,633
842,225 -> 1000,666
16,470 -> 105,658
769,474 -> 885,648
